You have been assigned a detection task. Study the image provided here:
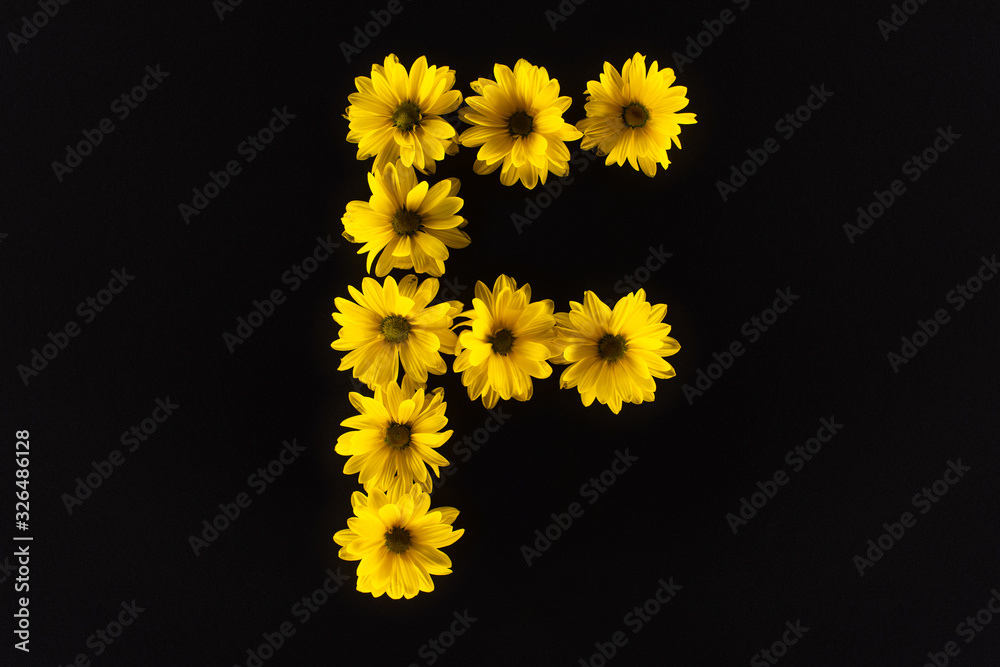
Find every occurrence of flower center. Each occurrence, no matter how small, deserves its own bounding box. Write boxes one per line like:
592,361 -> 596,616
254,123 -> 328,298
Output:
391,209 -> 423,236
597,333 -> 628,362
384,526 -> 412,554
391,101 -> 422,132
622,103 -> 649,128
507,111 -> 534,137
380,315 -> 411,344
385,422 -> 411,450
488,328 -> 515,356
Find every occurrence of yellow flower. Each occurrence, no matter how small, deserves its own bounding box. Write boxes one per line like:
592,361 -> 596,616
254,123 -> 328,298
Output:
331,275 -> 462,390
577,52 -> 697,177
345,54 -> 462,175
458,59 -> 582,189
342,160 -> 469,277
334,482 -> 463,600
453,275 -> 556,408
552,289 -> 679,413
336,375 -> 452,493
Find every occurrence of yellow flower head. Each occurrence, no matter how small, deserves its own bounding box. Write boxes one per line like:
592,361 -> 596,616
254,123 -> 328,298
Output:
458,59 -> 582,189
552,289 -> 679,414
331,275 -> 463,390
342,160 -> 470,277
577,52 -> 697,177
345,54 -> 463,175
453,275 -> 556,408
336,375 -> 452,493
334,482 -> 463,600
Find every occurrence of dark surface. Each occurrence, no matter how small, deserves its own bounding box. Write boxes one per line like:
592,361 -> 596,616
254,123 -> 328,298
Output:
4,0 -> 1000,665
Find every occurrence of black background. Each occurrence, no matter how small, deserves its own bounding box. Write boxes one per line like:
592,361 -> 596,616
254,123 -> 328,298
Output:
4,0 -> 1000,665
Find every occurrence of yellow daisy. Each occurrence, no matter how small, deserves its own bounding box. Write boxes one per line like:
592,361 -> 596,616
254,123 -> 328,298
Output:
336,375 -> 452,493
334,482 -> 463,600
453,275 -> 556,408
331,275 -> 463,390
342,160 -> 470,277
458,59 -> 582,189
552,289 -> 679,414
345,54 -> 462,175
577,52 -> 697,177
